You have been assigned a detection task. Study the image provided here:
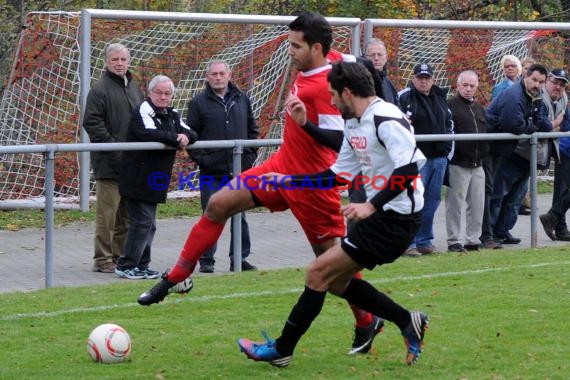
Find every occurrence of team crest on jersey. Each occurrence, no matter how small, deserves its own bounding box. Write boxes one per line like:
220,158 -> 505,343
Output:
350,136 -> 367,149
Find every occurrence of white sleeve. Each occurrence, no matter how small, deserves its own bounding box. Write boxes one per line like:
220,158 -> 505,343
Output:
378,120 -> 426,169
331,137 -> 361,179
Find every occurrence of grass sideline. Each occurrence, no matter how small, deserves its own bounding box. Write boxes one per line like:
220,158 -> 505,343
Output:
1,247 -> 568,379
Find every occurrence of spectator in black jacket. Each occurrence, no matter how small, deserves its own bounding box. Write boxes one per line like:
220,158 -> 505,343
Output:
83,43 -> 144,273
399,63 -> 454,257
187,60 -> 259,273
116,75 -> 196,279
364,39 -> 399,107
445,70 -> 489,252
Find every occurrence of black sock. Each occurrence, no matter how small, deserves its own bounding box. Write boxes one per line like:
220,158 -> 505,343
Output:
341,278 -> 411,331
275,286 -> 326,356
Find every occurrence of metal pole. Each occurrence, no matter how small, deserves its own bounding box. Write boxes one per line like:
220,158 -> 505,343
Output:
79,10 -> 93,212
44,147 -> 56,287
231,142 -> 244,272
529,134 -> 538,248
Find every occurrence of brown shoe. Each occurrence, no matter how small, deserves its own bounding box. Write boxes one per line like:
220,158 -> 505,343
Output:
481,240 -> 503,250
93,262 -> 116,273
417,245 -> 439,255
403,248 -> 422,257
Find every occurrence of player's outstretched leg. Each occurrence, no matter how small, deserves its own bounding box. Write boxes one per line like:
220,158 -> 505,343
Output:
402,311 -> 429,365
138,272 -> 194,306
238,331 -> 292,368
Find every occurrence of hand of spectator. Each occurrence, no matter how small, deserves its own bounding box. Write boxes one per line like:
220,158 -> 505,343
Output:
285,94 -> 307,126
552,112 -> 564,132
342,202 -> 376,222
177,133 -> 189,150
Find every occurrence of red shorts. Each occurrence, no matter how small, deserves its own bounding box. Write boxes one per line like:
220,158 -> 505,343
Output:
241,161 -> 345,244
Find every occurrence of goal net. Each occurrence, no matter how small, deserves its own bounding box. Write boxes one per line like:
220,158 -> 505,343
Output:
0,12 -> 567,202
0,12 -> 354,202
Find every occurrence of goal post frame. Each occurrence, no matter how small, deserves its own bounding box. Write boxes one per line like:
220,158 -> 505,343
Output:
78,9 -> 362,211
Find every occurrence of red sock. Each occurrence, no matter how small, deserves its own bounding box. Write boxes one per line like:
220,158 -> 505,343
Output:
167,216 -> 225,283
349,272 -> 374,328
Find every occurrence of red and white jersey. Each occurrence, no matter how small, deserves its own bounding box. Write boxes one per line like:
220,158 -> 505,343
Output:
271,64 -> 344,174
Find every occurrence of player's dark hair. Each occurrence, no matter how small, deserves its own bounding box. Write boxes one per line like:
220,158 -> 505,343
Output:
526,63 -> 548,78
328,62 -> 375,98
288,12 -> 332,56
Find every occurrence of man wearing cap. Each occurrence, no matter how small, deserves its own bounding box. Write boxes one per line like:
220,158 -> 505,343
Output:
538,69 -> 570,241
398,63 -> 454,256
486,64 -> 552,245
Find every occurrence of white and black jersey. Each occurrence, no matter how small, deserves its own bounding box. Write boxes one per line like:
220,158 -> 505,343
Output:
331,98 -> 425,215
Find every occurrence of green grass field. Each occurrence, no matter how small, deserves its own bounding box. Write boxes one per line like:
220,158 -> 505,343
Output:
1,247 -> 569,379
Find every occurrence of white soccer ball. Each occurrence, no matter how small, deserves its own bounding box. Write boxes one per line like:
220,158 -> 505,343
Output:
87,323 -> 132,363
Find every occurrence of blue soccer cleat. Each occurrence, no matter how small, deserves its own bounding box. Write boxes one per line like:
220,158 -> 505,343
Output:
402,311 -> 429,365
238,331 -> 292,367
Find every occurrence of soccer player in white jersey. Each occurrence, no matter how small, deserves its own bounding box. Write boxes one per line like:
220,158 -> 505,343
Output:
238,61 -> 430,367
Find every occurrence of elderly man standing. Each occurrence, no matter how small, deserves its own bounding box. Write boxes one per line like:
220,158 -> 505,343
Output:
399,63 -> 454,256
364,38 -> 399,106
445,71 -> 489,252
83,43 -> 144,273
187,60 -> 259,273
116,75 -> 196,279
538,69 -> 570,240
486,64 -> 552,245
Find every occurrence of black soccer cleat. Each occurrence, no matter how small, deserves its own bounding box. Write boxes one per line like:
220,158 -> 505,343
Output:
137,272 -> 193,306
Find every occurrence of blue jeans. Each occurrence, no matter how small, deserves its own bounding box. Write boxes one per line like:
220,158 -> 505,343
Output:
199,176 -> 251,266
489,156 -> 529,238
412,156 -> 447,248
117,198 -> 157,270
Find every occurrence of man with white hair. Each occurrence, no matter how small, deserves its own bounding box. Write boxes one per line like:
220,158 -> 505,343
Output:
116,75 -> 196,279
364,38 -> 399,106
83,43 -> 144,273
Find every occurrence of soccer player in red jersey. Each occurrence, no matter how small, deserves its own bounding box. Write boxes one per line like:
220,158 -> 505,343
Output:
138,12 -> 383,354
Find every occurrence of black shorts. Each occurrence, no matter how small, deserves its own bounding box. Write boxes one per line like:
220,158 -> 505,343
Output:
341,210 -> 421,270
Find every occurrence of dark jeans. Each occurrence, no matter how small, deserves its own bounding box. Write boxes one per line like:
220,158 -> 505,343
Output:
199,176 -> 251,266
489,156 -> 529,238
549,155 -> 570,233
480,154 -> 498,242
117,198 -> 157,270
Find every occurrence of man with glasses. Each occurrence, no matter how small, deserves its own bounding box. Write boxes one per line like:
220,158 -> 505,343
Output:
491,55 -> 522,100
538,69 -> 570,241
364,38 -> 399,106
398,63 -> 454,256
116,75 -> 196,279
187,60 -> 259,273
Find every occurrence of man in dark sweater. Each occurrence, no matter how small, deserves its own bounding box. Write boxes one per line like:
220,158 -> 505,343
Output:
445,70 -> 489,252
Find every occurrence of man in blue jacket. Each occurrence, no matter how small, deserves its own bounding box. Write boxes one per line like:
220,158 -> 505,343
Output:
187,60 -> 259,273
486,64 -> 551,244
